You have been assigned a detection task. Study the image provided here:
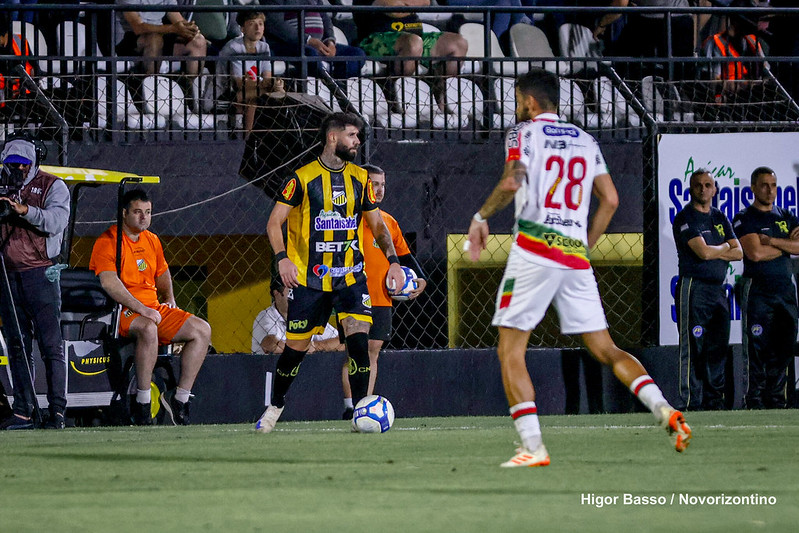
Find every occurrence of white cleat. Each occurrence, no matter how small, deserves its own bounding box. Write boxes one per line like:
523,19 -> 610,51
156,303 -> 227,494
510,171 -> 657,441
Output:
500,445 -> 550,468
255,405 -> 284,434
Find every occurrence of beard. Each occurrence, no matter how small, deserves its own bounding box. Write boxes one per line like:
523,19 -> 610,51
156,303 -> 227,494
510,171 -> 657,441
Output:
335,142 -> 358,162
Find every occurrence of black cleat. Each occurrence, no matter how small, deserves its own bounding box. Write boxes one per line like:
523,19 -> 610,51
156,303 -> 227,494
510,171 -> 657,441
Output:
342,407 -> 354,420
133,402 -> 154,426
0,414 -> 34,430
161,389 -> 191,425
44,412 -> 65,430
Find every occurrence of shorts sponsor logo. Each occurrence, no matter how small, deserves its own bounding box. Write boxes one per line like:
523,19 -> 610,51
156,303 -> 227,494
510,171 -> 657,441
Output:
288,319 -> 308,331
312,263 -> 363,278
332,189 -> 347,206
362,294 -> 372,308
692,325 -> 703,338
136,258 -> 148,272
286,288 -> 294,300
315,210 -> 358,231
544,213 -> 581,228
751,324 -> 763,336
282,178 -> 297,201
315,240 -> 358,253
124,309 -> 134,317
543,233 -> 586,253
543,125 -> 579,137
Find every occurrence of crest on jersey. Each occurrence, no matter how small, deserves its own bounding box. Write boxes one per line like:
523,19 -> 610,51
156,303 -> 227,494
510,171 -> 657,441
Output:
136,259 -> 147,272
332,189 -> 347,206
282,178 -> 297,201
366,180 -> 377,203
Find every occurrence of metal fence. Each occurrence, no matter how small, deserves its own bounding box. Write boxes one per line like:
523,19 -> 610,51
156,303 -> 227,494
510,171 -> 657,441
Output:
2,4 -> 798,352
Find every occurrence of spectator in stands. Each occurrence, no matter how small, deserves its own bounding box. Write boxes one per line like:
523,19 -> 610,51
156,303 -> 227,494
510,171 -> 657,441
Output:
219,11 -> 284,135
252,275 -> 344,354
180,0 -> 240,56
444,0 -> 532,54
114,0 -> 208,79
353,0 -> 468,77
90,188 -> 212,426
701,2 -> 766,100
262,0 -> 366,79
0,10 -> 34,110
2,0 -> 36,24
609,0 -> 711,79
0,134 -> 70,431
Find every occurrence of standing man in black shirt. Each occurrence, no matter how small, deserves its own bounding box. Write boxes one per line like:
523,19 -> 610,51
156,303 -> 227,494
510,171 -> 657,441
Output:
673,169 -> 742,411
733,166 -> 799,409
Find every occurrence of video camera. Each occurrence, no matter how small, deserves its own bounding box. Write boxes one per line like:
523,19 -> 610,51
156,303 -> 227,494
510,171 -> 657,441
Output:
0,132 -> 46,220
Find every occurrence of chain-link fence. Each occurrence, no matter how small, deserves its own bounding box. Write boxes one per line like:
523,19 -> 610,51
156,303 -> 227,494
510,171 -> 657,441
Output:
2,4 -> 798,352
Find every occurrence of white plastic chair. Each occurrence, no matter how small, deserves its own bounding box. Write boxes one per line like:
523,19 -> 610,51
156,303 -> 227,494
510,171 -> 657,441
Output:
509,23 -> 558,74
346,77 -> 389,126
459,22 -> 522,76
436,77 -> 480,129
96,77 -> 156,130
142,75 -> 214,129
305,77 -> 341,112
12,21 -> 49,73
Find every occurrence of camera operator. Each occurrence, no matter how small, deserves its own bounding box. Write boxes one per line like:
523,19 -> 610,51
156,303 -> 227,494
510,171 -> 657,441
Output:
0,136 -> 70,430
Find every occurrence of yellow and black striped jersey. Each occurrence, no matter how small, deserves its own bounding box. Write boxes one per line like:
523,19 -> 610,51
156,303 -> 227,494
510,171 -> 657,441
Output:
277,158 -> 379,291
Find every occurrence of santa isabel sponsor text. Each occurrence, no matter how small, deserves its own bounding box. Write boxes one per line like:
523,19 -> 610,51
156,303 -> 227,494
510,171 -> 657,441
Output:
581,493 -> 777,507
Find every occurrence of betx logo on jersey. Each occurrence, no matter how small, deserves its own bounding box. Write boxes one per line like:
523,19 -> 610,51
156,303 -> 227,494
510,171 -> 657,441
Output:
315,240 -> 358,253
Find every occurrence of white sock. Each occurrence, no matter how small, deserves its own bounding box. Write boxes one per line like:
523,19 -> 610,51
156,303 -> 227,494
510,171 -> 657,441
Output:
510,402 -> 543,452
175,387 -> 191,404
629,375 -> 668,414
136,388 -> 151,404
343,398 -> 353,409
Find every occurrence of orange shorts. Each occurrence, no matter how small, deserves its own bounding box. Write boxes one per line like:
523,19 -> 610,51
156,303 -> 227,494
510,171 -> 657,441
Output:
118,304 -> 192,345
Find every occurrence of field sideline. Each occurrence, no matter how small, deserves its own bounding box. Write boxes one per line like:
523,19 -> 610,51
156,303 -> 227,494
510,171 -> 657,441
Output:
1,410 -> 797,532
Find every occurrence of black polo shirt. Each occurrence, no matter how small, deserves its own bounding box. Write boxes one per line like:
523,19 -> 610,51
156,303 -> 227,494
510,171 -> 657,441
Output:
673,204 -> 736,283
733,204 -> 799,283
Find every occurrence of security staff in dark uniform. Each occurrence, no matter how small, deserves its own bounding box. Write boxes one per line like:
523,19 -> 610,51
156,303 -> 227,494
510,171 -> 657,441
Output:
255,112 -> 405,433
733,166 -> 799,409
673,169 -> 742,410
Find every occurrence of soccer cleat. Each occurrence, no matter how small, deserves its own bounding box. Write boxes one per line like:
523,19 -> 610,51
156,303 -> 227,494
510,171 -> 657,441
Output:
255,405 -> 284,434
0,414 -> 35,430
500,445 -> 550,468
161,389 -> 191,426
341,407 -> 354,420
132,402 -> 154,426
658,405 -> 692,452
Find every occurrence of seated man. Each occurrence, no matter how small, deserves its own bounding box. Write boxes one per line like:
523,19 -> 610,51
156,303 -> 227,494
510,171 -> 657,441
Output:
263,0 -> 366,79
219,11 -> 284,134
253,276 -> 344,355
89,188 -> 212,426
114,0 -> 208,78
353,0 -> 468,77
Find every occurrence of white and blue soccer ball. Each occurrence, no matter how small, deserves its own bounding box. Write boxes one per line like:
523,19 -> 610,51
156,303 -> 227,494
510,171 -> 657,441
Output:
386,266 -> 417,301
352,395 -> 395,433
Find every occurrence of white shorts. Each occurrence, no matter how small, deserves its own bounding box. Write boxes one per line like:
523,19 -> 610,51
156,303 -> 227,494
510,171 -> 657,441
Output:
492,245 -> 608,335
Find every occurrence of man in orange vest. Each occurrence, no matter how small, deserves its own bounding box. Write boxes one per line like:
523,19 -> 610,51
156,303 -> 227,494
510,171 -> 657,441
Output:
702,2 -> 766,100
0,11 -> 34,108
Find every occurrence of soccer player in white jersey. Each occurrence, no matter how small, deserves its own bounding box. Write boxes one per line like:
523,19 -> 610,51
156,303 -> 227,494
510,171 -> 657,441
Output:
466,69 -> 692,467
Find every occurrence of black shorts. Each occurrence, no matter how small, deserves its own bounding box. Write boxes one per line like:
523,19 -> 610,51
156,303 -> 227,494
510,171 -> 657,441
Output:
286,281 -> 372,341
338,305 -> 392,343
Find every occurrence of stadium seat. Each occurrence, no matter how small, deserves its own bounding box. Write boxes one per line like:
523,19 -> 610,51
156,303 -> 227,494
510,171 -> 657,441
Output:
305,76 -> 342,112
96,76 -> 157,130
509,23 -> 558,74
458,22 -> 522,76
641,75 -> 665,122
142,75 -> 215,130
52,21 -> 88,75
440,77 -> 482,128
592,76 -> 640,128
346,77 -> 389,126
492,76 -> 516,128
557,23 -> 604,76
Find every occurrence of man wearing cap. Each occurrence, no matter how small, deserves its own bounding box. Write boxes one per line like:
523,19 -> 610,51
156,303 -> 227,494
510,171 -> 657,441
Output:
0,136 -> 70,430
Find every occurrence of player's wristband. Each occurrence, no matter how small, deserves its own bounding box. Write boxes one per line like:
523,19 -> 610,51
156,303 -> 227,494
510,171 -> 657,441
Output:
473,212 -> 487,224
275,251 -> 288,262
387,255 -> 400,265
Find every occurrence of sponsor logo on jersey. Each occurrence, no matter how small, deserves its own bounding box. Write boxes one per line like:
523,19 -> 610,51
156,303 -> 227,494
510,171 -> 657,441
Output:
366,180 -> 377,203
776,220 -> 789,234
714,223 -> 725,237
312,262 -> 363,278
315,240 -> 359,253
542,233 -> 586,254
692,325 -> 704,338
136,259 -> 147,272
332,189 -> 347,206
314,210 -> 358,231
282,178 -> 297,201
544,213 -> 582,228
543,125 -> 579,137
288,319 -> 308,331
506,127 -> 521,161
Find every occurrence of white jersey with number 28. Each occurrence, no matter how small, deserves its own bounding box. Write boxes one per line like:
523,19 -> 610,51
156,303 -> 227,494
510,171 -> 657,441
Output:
505,112 -> 609,270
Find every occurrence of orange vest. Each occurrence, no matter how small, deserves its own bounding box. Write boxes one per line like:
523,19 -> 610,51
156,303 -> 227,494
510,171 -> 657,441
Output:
711,33 -> 762,81
0,35 -> 34,106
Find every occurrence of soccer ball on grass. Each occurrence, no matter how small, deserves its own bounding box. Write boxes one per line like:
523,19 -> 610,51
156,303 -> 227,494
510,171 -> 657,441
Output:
352,395 -> 395,433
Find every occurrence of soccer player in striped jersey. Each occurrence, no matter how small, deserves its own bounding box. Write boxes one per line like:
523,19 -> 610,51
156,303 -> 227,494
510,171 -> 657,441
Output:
256,112 -> 405,433
466,69 -> 692,467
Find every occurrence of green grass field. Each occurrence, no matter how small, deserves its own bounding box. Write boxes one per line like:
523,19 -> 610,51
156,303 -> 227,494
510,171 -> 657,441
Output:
1,410 -> 797,532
